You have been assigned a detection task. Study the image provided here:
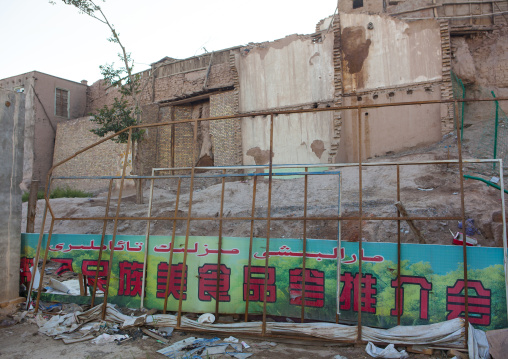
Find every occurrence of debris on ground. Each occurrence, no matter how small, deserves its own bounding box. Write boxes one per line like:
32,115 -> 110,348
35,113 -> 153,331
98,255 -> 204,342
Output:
91,333 -> 128,345
157,336 -> 251,358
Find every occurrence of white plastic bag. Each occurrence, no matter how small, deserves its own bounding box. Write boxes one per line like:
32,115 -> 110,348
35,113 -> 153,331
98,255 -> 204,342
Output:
366,342 -> 408,359
197,313 -> 215,324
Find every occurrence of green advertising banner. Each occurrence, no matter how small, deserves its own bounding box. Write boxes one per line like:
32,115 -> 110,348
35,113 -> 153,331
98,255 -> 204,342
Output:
21,233 -> 507,330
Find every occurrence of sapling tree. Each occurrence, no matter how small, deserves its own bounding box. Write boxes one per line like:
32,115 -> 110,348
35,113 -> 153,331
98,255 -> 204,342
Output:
53,0 -> 146,202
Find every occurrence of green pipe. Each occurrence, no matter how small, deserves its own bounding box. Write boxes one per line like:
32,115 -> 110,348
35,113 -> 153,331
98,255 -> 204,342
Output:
492,91 -> 499,171
464,174 -> 508,194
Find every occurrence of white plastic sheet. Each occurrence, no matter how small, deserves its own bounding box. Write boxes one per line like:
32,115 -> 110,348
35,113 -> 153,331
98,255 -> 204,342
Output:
468,322 -> 490,359
35,302 -> 489,355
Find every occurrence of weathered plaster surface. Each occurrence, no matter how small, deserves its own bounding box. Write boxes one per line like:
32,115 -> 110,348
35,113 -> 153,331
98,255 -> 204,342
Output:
340,14 -> 442,93
236,34 -> 335,112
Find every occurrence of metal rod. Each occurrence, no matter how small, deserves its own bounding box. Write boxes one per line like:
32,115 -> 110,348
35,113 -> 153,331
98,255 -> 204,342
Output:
493,91 -> 499,170
46,99 -> 508,178
122,97 -> 508,131
48,215 -> 468,222
49,157 -> 504,178
101,129 -> 132,320
171,107 -> 175,175
336,172 -> 342,324
499,161 -> 508,322
396,165 -> 401,325
455,101 -> 469,346
26,177 -> 52,310
215,169 -> 227,319
301,167 -> 308,323
357,107 -> 363,343
25,200 -> 48,309
91,178 -> 114,307
34,218 -> 55,313
163,178 -> 182,314
262,114 -> 274,336
140,173 -> 156,308
244,176 -> 258,322
176,120 -> 198,328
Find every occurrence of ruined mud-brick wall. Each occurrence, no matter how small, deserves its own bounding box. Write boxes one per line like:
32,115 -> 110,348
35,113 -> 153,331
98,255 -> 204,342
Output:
52,117 -> 133,192
87,51 -> 235,112
386,0 -> 507,30
452,26 -> 508,113
335,13 -> 447,162
85,50 -> 240,179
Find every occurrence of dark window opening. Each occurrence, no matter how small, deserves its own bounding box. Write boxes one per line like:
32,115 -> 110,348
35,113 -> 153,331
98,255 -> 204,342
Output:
353,0 -> 364,9
55,88 -> 69,118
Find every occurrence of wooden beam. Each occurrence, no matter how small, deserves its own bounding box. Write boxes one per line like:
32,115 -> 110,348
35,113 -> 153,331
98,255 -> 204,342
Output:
26,180 -> 39,233
394,202 -> 426,244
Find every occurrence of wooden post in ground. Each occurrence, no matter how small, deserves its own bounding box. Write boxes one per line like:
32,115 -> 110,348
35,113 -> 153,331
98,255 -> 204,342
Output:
395,201 -> 426,244
26,180 -> 39,233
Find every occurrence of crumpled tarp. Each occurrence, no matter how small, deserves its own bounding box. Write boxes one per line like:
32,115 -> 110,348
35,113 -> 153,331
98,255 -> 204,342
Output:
34,303 -> 487,358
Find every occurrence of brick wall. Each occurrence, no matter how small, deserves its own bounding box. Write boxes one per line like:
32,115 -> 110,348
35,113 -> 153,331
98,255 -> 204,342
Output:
137,103 -> 160,175
173,105 -> 196,169
210,91 -> 242,166
52,117 -> 133,192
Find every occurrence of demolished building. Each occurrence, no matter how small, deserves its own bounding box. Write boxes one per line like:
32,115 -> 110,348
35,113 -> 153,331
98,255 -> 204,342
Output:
51,11 -> 455,192
11,2 -> 508,351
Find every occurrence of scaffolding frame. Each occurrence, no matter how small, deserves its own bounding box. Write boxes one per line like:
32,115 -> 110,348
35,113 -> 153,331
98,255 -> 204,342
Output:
26,97 -> 508,346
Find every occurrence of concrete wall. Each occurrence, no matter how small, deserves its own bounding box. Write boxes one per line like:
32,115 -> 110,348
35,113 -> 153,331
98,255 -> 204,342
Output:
0,71 -> 87,187
0,73 -> 36,191
339,14 -> 442,93
0,89 -> 25,303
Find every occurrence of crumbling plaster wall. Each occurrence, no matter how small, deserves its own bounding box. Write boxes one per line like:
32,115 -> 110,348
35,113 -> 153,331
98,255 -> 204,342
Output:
336,14 -> 445,162
337,86 -> 443,162
236,34 -> 336,165
340,14 -> 442,92
0,89 -> 25,303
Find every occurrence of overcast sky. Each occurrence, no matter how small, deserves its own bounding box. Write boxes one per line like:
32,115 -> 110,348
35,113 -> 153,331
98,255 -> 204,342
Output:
1,0 -> 337,84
